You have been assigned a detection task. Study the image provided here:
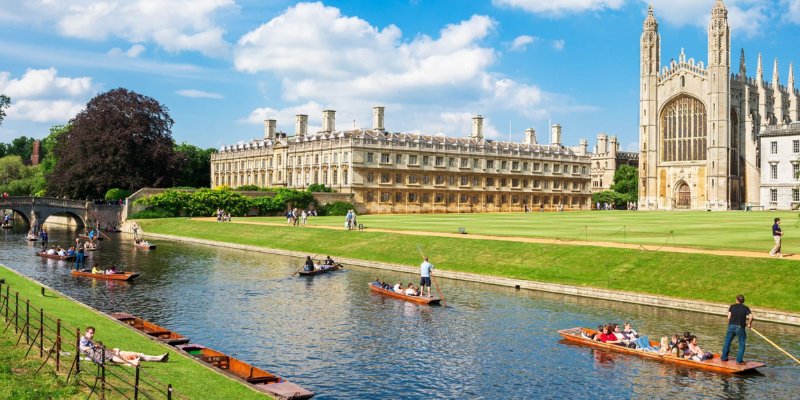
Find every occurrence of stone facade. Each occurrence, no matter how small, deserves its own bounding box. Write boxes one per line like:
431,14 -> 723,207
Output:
639,1 -> 799,210
590,133 -> 639,191
211,108 -> 592,214
759,123 -> 800,210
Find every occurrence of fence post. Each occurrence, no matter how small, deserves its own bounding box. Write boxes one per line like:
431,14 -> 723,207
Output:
5,285 -> 9,321
39,308 -> 43,358
168,384 -> 173,400
14,292 -> 18,333
100,346 -> 106,400
134,365 -> 140,400
25,299 -> 30,344
56,319 -> 61,373
75,328 -> 81,375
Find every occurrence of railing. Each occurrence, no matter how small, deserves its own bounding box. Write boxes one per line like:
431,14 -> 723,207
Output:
0,281 -> 182,399
0,196 -> 89,209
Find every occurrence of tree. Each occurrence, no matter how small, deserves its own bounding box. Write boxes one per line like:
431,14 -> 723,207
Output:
48,88 -> 178,199
0,155 -> 37,195
0,94 -> 9,128
610,165 -> 638,203
174,142 -> 216,188
31,125 -> 69,196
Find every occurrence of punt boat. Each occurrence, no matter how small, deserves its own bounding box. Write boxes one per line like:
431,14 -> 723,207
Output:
110,313 -> 189,345
176,343 -> 314,399
78,234 -> 104,240
133,240 -> 156,249
297,263 -> 342,276
368,283 -> 441,305
26,234 -> 38,241
35,252 -> 75,261
557,327 -> 765,374
71,270 -> 139,281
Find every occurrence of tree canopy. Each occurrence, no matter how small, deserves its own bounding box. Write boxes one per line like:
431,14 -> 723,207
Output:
0,94 -> 9,128
48,88 -> 178,199
610,165 -> 638,200
173,142 -> 216,188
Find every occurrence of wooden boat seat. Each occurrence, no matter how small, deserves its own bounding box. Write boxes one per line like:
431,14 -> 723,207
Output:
202,355 -> 230,369
246,376 -> 281,384
145,330 -> 172,337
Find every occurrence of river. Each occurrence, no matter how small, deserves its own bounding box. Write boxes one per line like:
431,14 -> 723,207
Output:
1,226 -> 798,399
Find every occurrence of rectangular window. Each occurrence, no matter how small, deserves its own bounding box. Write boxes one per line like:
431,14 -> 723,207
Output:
448,176 -> 456,185
523,162 -> 528,171
395,192 -> 403,202
380,192 -> 390,202
366,172 -> 374,183
573,165 -> 579,174
771,164 -> 778,180
771,188 -> 778,202
435,156 -> 444,166
512,161 -> 519,170
486,194 -> 494,203
381,153 -> 390,163
435,175 -> 445,184
533,163 -> 540,172
448,157 -> 455,167
408,193 -> 418,202
581,166 -> 587,174
544,180 -> 550,189
409,155 -> 418,165
554,164 -> 560,173
794,140 -> 800,154
396,154 -> 403,164
794,189 -> 799,202
486,177 -> 495,186
435,193 -> 444,203
460,158 -> 469,168
487,160 -> 495,169
395,174 -> 403,183
771,141 -> 778,154
381,173 -> 390,183
543,164 -> 550,172
501,161 -> 507,170
409,175 -> 418,184
471,195 -> 479,203
794,164 -> 800,181
460,176 -> 469,185
512,179 -> 520,187
473,159 -> 479,168
553,181 -> 561,189
523,179 -> 528,188
459,194 -> 468,203
473,177 -> 480,186
367,153 -> 374,163
423,175 -> 430,184
500,178 -> 507,187
448,194 -> 456,203
422,155 -> 430,165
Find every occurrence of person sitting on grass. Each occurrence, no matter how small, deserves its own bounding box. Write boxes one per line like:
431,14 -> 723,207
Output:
79,326 -> 168,366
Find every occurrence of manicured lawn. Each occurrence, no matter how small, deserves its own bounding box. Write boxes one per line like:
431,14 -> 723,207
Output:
0,331 -> 85,400
247,211 -> 800,252
0,265 -> 271,400
138,218 -> 800,313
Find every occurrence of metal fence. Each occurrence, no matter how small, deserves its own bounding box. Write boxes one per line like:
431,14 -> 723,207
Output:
0,281 -> 183,399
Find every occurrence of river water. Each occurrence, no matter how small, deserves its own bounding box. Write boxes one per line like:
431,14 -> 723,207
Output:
1,226 -> 799,399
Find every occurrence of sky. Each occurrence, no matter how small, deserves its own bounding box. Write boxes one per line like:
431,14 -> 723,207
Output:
0,0 -> 799,153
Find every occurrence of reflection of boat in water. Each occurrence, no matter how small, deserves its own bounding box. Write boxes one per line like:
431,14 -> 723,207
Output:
110,313 -> 189,345
558,327 -> 765,374
297,263 -> 342,276
35,252 -> 75,261
71,270 -> 139,281
176,343 -> 314,399
368,283 -> 441,305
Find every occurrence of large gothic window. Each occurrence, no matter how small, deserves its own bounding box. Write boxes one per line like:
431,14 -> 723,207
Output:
660,95 -> 707,162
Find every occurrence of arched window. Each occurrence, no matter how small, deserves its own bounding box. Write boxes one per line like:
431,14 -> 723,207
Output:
660,95 -> 707,162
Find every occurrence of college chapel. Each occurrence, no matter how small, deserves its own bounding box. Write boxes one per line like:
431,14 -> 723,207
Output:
638,0 -> 800,210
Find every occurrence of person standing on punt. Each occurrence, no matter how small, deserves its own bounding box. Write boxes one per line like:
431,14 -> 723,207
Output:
721,294 -> 753,365
420,256 -> 434,297
769,217 -> 783,258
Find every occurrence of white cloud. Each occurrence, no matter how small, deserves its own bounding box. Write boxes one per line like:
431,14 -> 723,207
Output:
0,68 -> 94,122
786,0 -> 800,23
647,0 -> 769,38
552,39 -> 565,50
176,89 -> 224,99
492,0 -> 625,15
108,44 -> 146,58
510,35 -> 537,51
5,0 -> 234,56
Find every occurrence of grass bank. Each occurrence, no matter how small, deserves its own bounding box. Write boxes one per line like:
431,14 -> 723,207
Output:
138,218 -> 800,313
0,265 -> 270,400
246,210 -> 800,252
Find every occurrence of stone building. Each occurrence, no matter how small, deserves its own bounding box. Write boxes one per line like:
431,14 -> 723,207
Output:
211,107 -> 592,214
638,1 -> 799,210
759,122 -> 800,210
590,133 -> 639,191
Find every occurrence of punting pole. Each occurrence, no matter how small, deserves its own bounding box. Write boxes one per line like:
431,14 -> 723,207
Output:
416,244 -> 446,307
751,328 -> 800,365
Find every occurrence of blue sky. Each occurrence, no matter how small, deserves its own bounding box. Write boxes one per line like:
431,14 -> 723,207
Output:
1,0 -> 798,152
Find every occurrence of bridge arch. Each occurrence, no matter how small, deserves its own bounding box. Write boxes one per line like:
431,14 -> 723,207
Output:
0,208 -> 31,227
41,211 -> 86,229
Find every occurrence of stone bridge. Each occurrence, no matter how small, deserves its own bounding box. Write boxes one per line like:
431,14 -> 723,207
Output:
0,196 -> 123,229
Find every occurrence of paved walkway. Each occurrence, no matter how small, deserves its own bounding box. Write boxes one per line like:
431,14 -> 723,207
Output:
193,218 -> 792,260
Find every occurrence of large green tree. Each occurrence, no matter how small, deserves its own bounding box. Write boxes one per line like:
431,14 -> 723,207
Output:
0,155 -> 37,195
174,142 -> 216,188
0,94 -> 9,128
48,88 -> 178,199
610,165 -> 638,201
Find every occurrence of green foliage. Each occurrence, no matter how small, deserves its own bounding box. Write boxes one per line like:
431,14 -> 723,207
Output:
135,190 -> 192,216
127,208 -> 177,219
236,185 -> 262,191
0,94 -> 9,128
135,188 -> 318,218
105,188 -> 132,200
307,183 -> 333,193
250,196 -> 283,215
0,155 -> 37,195
321,201 -> 353,216
174,142 -> 216,188
273,188 -> 316,210
610,165 -> 638,201
591,190 -> 629,209
185,188 -> 251,217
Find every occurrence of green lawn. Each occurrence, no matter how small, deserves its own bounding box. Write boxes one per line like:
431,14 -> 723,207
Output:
0,265 -> 271,400
0,331 -> 85,400
247,210 -> 800,252
138,218 -> 800,313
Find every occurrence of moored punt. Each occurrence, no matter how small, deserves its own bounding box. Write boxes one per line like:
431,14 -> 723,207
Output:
35,252 -> 75,261
368,283 -> 441,305
71,270 -> 139,281
558,327 -> 765,374
110,313 -> 189,345
297,263 -> 343,276
176,343 -> 314,400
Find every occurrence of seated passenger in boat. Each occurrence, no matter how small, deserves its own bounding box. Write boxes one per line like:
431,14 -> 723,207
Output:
672,341 -> 688,358
325,256 -> 335,266
622,322 -> 639,341
381,281 -> 392,290
372,277 -> 382,287
91,263 -> 102,274
598,325 -> 625,345
46,247 -> 57,255
393,282 -> 403,293
404,283 -> 419,296
67,247 -> 76,257
687,336 -> 713,361
669,334 -> 681,350
657,337 -> 671,355
587,324 -> 604,341
105,266 -> 118,275
57,248 -> 67,256
613,325 -> 636,348
303,256 -> 315,272
316,261 -> 325,270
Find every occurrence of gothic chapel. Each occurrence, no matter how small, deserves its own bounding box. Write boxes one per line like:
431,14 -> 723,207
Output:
638,1 -> 799,210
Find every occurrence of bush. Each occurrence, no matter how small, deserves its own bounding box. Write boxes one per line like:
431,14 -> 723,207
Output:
128,208 -> 176,219
236,185 -> 261,191
135,190 -> 192,216
307,183 -> 333,193
185,188 -> 250,217
322,201 -> 354,216
105,188 -> 132,201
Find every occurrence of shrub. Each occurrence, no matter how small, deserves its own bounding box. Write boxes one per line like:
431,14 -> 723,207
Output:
134,190 -> 192,216
105,188 -> 132,201
322,201 -> 354,216
236,185 -> 261,191
307,183 -> 333,193
186,188 -> 250,217
128,208 -> 175,219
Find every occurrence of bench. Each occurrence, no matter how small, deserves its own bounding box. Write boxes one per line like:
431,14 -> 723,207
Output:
457,227 -> 467,234
358,223 -> 365,231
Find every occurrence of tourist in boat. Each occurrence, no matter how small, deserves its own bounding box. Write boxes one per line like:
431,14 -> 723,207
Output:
57,247 -> 67,257
91,263 -> 102,274
303,256 -> 315,272
316,260 -> 325,270
672,341 -> 688,358
372,277 -> 382,287
393,281 -> 403,293
687,336 -> 713,361
598,325 -> 625,346
325,256 -> 335,266
612,324 -> 636,348
66,246 -> 76,257
404,283 -> 419,296
657,337 -> 671,355
622,322 -> 639,340
668,334 -> 682,350
46,246 -> 57,255
419,256 -> 434,297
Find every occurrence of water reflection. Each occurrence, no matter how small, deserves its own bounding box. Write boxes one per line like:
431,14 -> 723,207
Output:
1,228 -> 799,399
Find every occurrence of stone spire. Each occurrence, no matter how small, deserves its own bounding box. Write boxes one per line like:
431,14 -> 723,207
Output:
711,0 -> 728,18
757,53 -> 764,86
739,48 -> 746,76
789,63 -> 795,90
643,4 -> 658,31
773,58 -> 780,88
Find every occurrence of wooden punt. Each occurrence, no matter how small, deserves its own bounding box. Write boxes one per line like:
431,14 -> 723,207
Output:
176,343 -> 314,400
297,263 -> 342,276
368,283 -> 441,305
35,252 -> 75,261
84,243 -> 99,251
558,327 -> 765,374
71,270 -> 139,281
27,235 -> 38,241
110,313 -> 189,345
133,241 -> 156,249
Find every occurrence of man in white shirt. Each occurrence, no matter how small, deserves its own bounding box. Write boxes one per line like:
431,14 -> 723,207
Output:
420,257 -> 434,297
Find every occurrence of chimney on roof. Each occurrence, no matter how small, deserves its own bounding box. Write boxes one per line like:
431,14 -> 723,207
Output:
264,119 -> 276,140
31,140 -> 41,165
578,139 -> 588,156
322,110 -> 336,133
471,115 -> 484,140
295,114 -> 308,137
550,124 -> 562,146
523,128 -> 537,145
373,106 -> 385,131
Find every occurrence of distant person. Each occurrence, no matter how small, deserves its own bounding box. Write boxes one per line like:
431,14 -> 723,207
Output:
769,217 -> 783,258
419,256 -> 434,297
303,256 -> 315,272
721,294 -> 753,365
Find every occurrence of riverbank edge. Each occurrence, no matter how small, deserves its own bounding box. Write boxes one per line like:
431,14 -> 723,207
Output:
0,264 -> 276,400
141,231 -> 800,327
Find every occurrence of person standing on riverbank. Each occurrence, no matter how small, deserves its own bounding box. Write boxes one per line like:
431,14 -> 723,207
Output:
420,257 -> 434,297
770,218 -> 783,257
721,294 -> 753,364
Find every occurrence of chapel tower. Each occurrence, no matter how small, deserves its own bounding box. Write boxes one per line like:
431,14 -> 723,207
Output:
638,4 -> 660,208
706,0 -> 731,209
